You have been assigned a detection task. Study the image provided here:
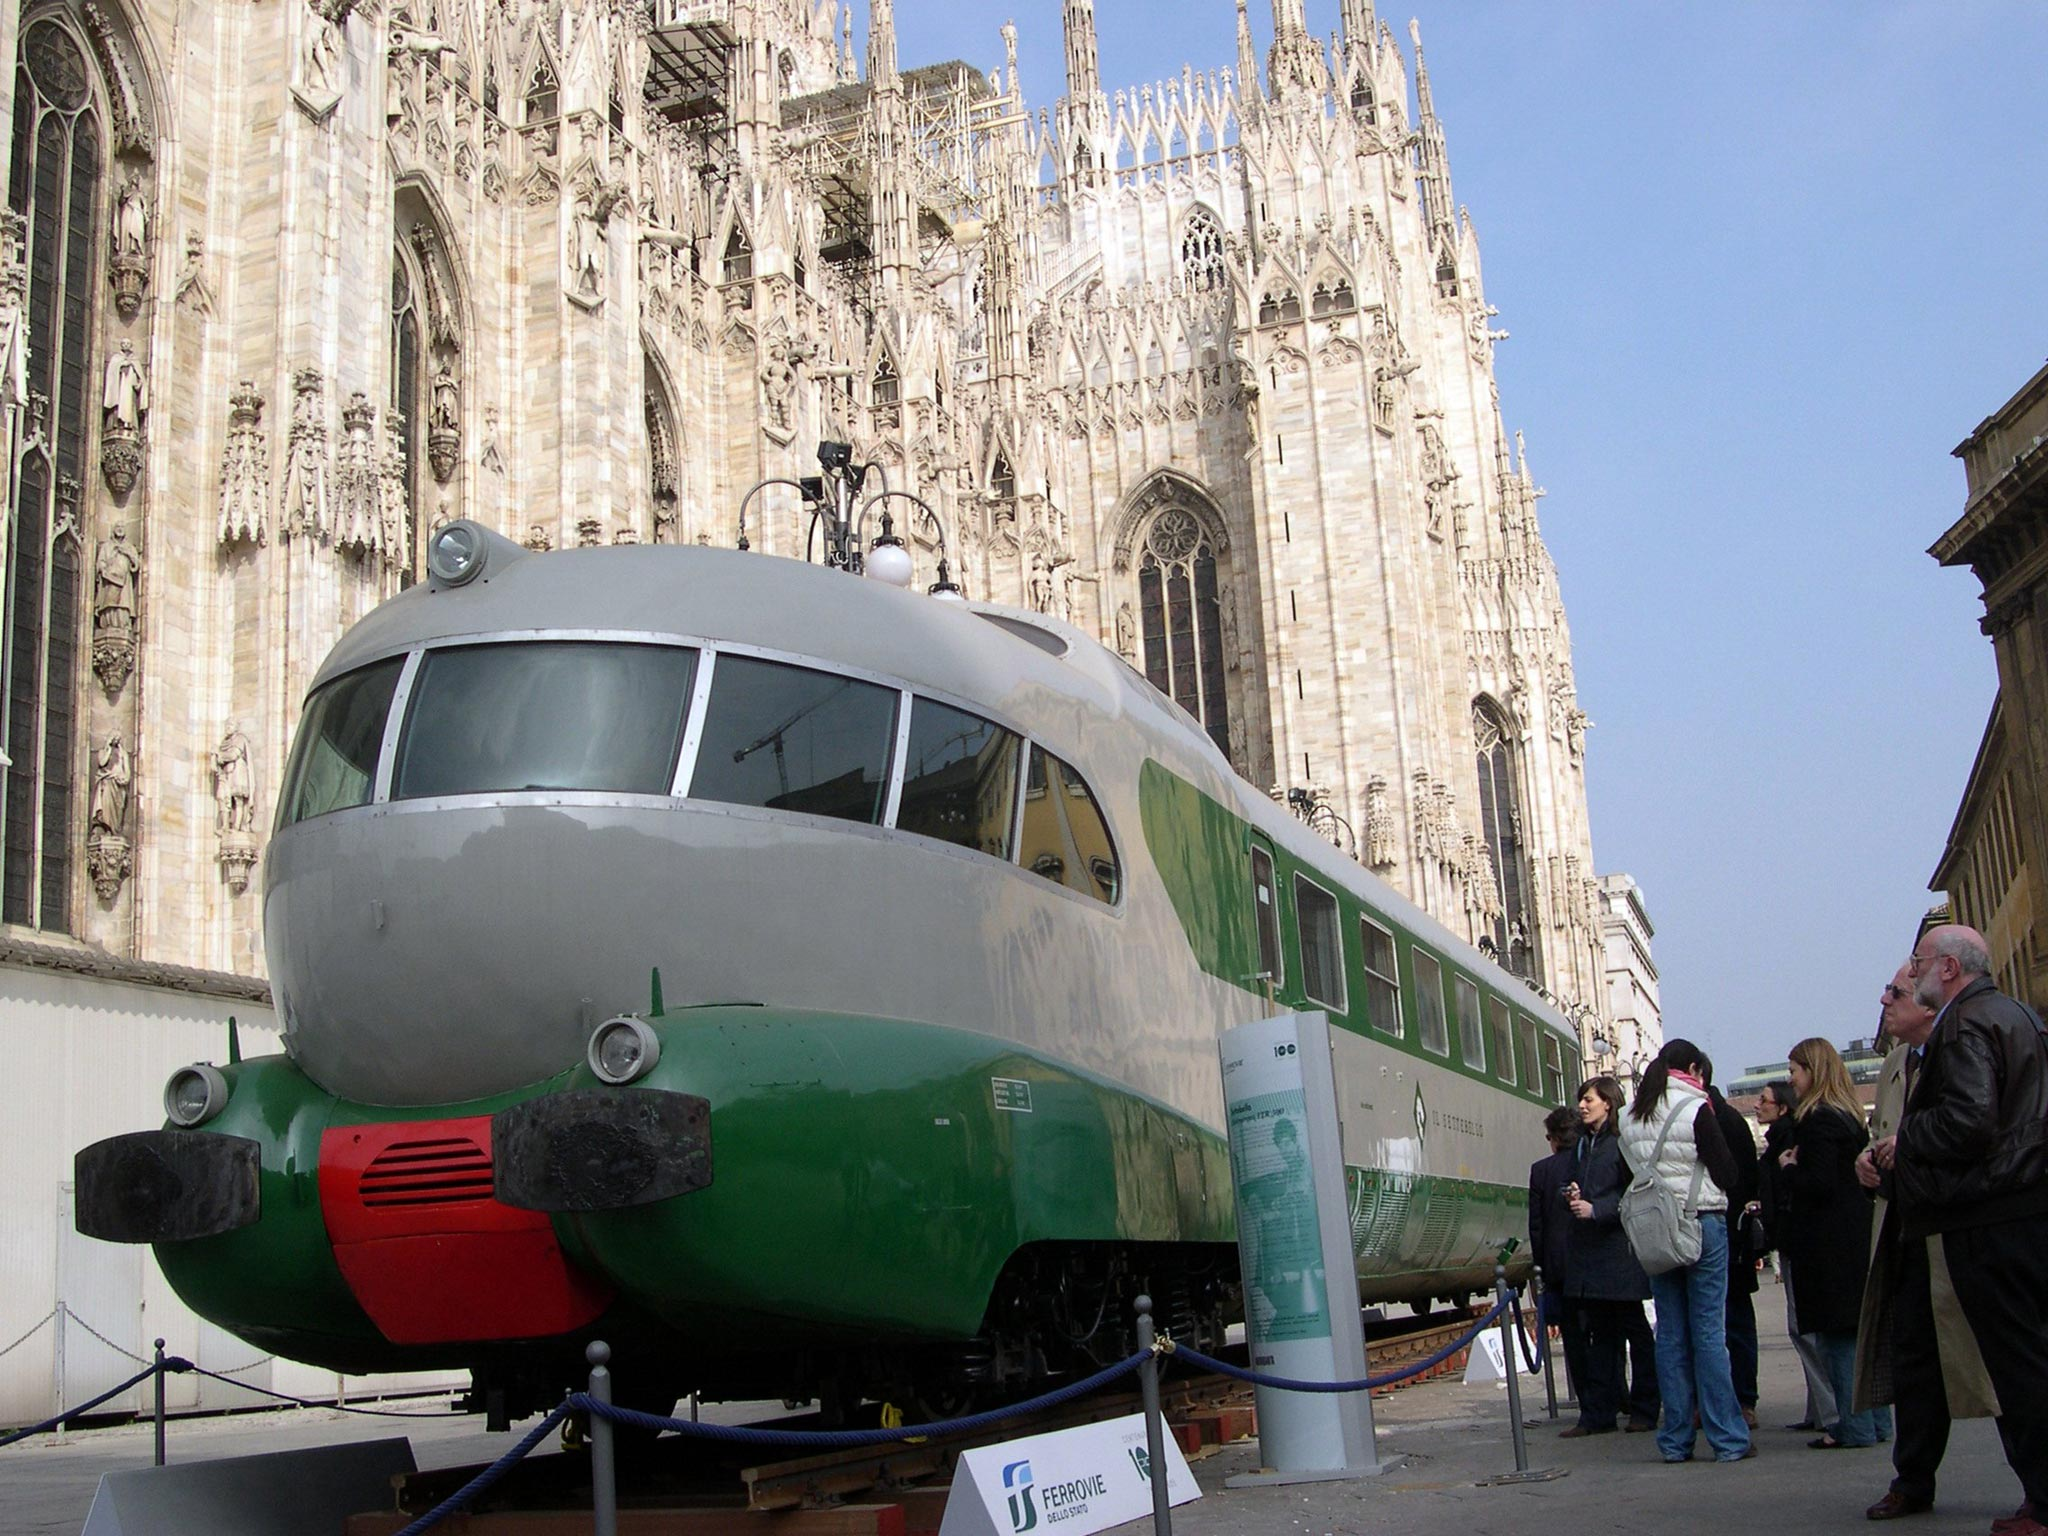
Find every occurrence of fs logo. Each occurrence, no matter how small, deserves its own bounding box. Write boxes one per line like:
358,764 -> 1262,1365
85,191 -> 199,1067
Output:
1128,1445 -> 1153,1481
1002,1459 -> 1037,1532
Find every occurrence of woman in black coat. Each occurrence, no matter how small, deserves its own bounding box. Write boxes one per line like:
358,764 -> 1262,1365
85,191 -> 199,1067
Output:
1776,1038 -> 1885,1449
1759,1079 -> 1836,1432
1560,1074 -> 1658,1435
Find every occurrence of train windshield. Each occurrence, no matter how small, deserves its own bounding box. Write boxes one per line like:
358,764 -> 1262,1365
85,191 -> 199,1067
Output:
394,642 -> 696,798
687,654 -> 896,824
278,657 -> 405,826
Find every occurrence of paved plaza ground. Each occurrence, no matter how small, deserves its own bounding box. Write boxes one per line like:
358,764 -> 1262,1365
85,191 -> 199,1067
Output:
0,1275 -> 2022,1535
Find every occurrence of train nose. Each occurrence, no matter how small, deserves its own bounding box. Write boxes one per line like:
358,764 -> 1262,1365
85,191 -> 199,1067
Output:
492,1087 -> 713,1213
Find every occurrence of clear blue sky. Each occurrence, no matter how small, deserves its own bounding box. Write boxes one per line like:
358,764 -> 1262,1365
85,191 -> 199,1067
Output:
886,1 -> 2048,1075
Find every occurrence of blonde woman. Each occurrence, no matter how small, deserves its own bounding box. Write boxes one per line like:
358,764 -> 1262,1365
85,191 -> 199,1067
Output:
1777,1037 -> 1885,1449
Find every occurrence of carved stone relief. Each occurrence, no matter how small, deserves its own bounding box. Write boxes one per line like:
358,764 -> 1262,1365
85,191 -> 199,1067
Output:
217,381 -> 268,548
87,732 -> 132,901
100,340 -> 147,496
212,723 -> 258,894
91,523 -> 141,695
281,367 -> 332,541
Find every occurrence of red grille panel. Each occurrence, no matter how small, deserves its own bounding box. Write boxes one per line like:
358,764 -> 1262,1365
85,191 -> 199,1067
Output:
358,1136 -> 495,1208
319,1115 -> 612,1345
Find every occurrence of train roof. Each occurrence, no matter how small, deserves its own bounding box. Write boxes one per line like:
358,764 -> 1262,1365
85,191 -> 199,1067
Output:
315,538 -> 1575,1042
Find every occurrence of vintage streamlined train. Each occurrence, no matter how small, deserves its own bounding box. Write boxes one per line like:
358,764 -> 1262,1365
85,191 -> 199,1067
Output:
75,519 -> 1583,1423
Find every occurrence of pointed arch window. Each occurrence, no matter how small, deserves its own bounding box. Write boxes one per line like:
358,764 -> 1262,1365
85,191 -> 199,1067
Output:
721,223 -> 752,285
388,250 -> 423,579
1180,207 -> 1225,293
870,355 -> 898,409
3,17 -> 105,930
989,452 -> 1015,500
1138,508 -> 1229,756
524,56 -> 558,123
1474,699 -> 1535,978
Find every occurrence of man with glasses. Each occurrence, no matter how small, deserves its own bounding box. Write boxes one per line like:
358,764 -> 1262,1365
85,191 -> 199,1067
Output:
1884,926 -> 2048,1535
1857,962 -> 1998,1520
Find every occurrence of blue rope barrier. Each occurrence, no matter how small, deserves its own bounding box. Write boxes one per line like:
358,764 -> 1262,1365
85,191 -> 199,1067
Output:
394,1403 -> 576,1536
1507,1293 -> 1543,1374
0,1360 -> 187,1449
1169,1296 -> 1509,1394
578,1350 -> 1151,1448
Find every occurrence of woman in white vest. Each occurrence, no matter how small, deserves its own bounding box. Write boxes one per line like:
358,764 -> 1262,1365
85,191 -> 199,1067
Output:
1621,1038 -> 1753,1463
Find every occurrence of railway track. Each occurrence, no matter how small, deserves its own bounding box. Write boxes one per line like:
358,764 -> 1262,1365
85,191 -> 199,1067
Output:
346,1310 -> 1518,1534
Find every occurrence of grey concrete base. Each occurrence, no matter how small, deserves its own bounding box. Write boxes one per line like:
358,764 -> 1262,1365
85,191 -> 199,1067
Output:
79,1437 -> 415,1535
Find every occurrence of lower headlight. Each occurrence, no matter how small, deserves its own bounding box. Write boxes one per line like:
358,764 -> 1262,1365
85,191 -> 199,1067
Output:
164,1064 -> 229,1127
587,1016 -> 661,1085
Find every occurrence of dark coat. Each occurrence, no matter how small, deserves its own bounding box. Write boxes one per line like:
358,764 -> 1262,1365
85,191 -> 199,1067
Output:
1758,1115 -> 1796,1246
1896,975 -> 2048,1236
1710,1087 -> 1761,1293
1561,1123 -> 1651,1301
1778,1103 -> 1874,1336
1528,1147 -> 1575,1295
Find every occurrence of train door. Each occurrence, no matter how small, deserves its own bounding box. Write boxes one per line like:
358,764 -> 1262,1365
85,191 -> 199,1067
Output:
1248,834 -> 1283,1004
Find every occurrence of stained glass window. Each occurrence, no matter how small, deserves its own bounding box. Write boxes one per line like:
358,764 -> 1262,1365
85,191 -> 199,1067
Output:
1138,507 -> 1229,756
1474,698 -> 1535,978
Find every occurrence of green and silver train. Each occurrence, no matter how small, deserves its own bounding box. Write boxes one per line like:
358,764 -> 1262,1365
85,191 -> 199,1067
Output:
75,522 -> 1582,1420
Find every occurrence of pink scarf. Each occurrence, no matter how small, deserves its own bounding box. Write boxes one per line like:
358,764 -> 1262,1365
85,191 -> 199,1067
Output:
1669,1069 -> 1706,1093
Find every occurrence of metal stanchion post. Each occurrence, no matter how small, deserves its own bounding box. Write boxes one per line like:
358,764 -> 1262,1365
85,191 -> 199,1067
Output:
1532,1268 -> 1558,1421
1474,1267 -> 1566,1486
1496,1268 -> 1531,1473
153,1339 -> 166,1467
586,1342 -> 618,1536
1133,1296 -> 1173,1536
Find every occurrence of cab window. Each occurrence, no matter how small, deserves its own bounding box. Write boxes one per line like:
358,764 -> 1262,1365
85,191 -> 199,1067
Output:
897,698 -> 1021,859
394,642 -> 695,799
1542,1034 -> 1566,1102
1018,746 -> 1120,903
1412,948 -> 1449,1056
688,654 -> 896,823
1293,875 -> 1345,1012
279,656 -> 405,825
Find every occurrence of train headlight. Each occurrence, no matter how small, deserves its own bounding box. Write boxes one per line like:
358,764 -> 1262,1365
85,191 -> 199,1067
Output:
164,1064 -> 229,1128
427,522 -> 487,586
587,1016 -> 661,1085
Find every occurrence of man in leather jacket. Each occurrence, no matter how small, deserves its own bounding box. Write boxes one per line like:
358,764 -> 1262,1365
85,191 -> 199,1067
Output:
1883,924 -> 2048,1535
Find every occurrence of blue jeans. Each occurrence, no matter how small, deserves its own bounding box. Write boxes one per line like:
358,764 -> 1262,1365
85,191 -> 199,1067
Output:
1815,1330 -> 1890,1446
1648,1214 -> 1751,1461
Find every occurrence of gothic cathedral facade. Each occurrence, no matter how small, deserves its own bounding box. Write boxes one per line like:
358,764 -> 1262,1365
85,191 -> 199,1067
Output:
0,0 -> 1623,1032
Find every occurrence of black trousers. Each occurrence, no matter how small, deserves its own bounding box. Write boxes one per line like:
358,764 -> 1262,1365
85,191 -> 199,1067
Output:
1945,1214 -> 2048,1510
1726,1278 -> 1759,1408
1622,1298 -> 1661,1425
1888,1235 -> 1951,1502
1573,1298 -> 1654,1428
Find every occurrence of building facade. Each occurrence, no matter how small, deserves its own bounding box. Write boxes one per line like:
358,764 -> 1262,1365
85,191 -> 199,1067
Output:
1931,360 -> 2048,1009
0,0 -> 1624,1027
1595,871 -> 1660,1082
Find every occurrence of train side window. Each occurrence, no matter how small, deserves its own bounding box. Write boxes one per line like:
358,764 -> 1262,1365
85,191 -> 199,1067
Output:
395,642 -> 696,799
1488,997 -> 1516,1083
1541,1033 -> 1566,1102
1292,875 -> 1345,1012
897,698 -> 1022,860
1017,745 -> 1121,903
1249,845 -> 1282,991
1517,1014 -> 1540,1092
1412,948 -> 1449,1056
1360,917 -> 1402,1037
1453,975 -> 1485,1070
687,654 -> 897,824
1562,1042 -> 1582,1091
279,656 -> 405,826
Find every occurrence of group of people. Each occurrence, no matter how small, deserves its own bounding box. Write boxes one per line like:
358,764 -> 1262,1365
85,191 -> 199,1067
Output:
1525,922 -> 2048,1533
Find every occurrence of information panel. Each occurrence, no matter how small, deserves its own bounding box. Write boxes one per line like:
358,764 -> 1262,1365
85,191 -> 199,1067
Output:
1219,1011 -> 1377,1481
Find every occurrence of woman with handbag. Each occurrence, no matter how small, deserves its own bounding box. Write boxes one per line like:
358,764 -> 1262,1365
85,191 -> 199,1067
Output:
1758,1079 -> 1838,1432
1620,1038 -> 1751,1463
1776,1036 -> 1889,1450
1561,1074 -> 1660,1436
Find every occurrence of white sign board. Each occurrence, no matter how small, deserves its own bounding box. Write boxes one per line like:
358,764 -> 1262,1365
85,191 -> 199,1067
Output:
938,1412 -> 1199,1536
1461,1325 -> 1541,1388
1219,1011 -> 1377,1480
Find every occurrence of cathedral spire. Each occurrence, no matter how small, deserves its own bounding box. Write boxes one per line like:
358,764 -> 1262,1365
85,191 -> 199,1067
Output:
1267,0 -> 1330,99
1062,0 -> 1101,104
839,4 -> 856,84
1408,19 -> 1457,258
1235,0 -> 1263,105
1340,0 -> 1375,46
867,0 -> 898,91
